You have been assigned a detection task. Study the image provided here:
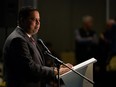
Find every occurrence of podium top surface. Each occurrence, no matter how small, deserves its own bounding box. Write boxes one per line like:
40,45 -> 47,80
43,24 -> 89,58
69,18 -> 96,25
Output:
60,58 -> 97,77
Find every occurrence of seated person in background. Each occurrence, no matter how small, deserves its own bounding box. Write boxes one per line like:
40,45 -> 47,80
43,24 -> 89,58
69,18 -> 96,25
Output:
75,15 -> 98,64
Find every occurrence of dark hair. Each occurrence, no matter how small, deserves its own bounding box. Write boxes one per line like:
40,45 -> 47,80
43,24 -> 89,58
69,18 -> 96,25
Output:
18,6 -> 38,24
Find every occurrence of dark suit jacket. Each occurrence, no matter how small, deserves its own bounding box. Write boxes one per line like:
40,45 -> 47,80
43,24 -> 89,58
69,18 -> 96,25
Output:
3,26 -> 54,87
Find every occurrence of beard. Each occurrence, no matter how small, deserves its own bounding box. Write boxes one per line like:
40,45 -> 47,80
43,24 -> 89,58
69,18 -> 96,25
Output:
32,29 -> 38,35
25,24 -> 40,35
26,27 -> 39,35
32,26 -> 40,35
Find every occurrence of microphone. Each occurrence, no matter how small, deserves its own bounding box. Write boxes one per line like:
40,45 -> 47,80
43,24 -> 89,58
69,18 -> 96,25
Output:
37,38 -> 63,64
37,39 -> 51,54
37,39 -> 95,84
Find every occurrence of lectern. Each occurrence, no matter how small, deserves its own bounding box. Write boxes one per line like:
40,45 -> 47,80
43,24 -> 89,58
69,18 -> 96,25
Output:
60,58 -> 97,87
38,39 -> 97,87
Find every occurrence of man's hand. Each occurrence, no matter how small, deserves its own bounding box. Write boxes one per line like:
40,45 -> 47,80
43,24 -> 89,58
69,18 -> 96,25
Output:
60,63 -> 73,75
60,63 -> 73,68
54,63 -> 73,75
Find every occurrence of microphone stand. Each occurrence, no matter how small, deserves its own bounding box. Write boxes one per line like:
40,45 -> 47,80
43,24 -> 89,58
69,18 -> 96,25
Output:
56,62 -> 61,87
44,51 -> 94,87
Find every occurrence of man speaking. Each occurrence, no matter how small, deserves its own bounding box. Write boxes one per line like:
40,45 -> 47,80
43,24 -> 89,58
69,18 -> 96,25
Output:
3,6 -> 73,87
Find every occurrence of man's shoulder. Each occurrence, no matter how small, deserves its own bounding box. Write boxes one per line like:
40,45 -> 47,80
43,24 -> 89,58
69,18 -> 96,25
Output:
8,27 -> 26,39
4,27 -> 26,45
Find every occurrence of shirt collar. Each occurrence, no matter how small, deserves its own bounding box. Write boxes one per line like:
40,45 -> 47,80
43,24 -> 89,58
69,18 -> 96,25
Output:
17,26 -> 32,38
26,33 -> 31,38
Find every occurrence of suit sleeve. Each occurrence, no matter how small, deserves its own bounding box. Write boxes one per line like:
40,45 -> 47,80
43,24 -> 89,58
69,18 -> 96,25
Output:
10,37 -> 55,79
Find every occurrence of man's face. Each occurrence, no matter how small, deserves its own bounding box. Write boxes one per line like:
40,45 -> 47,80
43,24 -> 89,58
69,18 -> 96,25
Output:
86,21 -> 93,28
24,11 -> 40,35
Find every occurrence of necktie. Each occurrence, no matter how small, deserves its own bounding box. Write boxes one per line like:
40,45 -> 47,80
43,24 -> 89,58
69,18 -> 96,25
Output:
30,37 -> 45,64
30,37 -> 36,45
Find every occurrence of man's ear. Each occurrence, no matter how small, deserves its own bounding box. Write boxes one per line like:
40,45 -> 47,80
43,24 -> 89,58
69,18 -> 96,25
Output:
19,17 -> 26,25
20,17 -> 24,22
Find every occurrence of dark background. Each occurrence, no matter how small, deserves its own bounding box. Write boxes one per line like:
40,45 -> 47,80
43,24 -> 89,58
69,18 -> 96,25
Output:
0,0 -> 116,61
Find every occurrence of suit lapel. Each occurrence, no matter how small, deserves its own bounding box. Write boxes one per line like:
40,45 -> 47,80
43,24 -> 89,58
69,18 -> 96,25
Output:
26,36 -> 45,65
16,27 -> 45,65
36,44 -> 45,64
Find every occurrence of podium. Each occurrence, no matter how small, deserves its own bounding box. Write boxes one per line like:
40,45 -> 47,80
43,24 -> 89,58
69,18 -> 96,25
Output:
60,58 -> 97,87
37,39 -> 97,87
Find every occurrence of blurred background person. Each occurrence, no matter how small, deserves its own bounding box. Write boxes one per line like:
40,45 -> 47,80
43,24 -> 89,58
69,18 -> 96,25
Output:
96,19 -> 115,87
105,19 -> 116,87
75,15 -> 98,64
99,18 -> 116,72
98,19 -> 115,72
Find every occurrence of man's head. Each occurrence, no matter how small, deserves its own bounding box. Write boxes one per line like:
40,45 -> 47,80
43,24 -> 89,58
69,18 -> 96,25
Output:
18,6 -> 40,35
82,15 -> 93,29
106,19 -> 115,29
